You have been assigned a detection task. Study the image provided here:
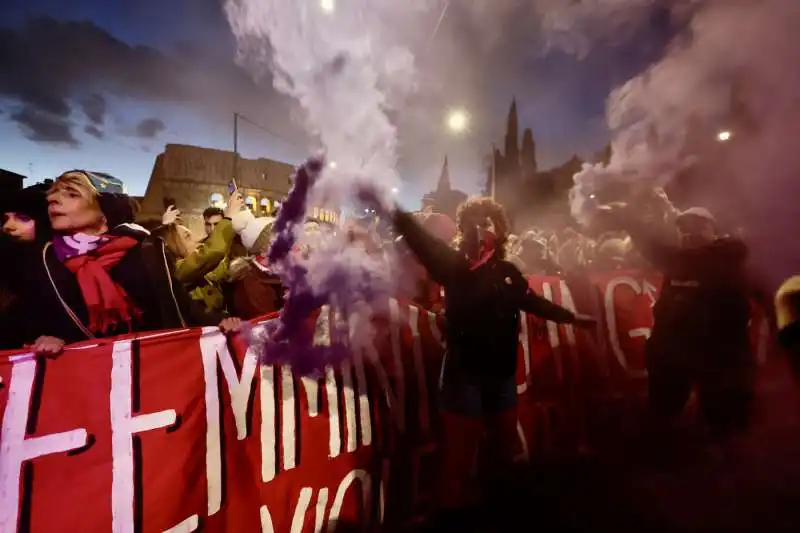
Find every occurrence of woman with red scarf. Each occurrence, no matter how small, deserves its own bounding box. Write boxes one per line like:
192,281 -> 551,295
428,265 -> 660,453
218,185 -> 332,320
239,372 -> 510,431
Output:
368,194 -> 596,527
12,171 -> 239,356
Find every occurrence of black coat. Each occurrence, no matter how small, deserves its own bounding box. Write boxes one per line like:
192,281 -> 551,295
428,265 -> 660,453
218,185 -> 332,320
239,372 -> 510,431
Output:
393,210 -> 577,382
630,227 -> 752,356
7,224 -> 212,347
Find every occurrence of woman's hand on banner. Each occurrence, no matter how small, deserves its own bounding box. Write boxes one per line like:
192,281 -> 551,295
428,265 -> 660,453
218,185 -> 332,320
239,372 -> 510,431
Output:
28,336 -> 66,358
218,317 -> 243,335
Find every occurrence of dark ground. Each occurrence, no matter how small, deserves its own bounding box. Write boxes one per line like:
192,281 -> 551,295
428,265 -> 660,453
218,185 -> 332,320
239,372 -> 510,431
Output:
410,378 -> 800,533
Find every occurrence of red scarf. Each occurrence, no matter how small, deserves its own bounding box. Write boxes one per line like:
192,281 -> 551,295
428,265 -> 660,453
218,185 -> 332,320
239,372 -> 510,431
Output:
468,230 -> 497,271
63,235 -> 142,334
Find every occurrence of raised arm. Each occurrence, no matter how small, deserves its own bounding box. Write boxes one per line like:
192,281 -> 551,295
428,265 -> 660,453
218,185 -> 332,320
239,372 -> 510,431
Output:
598,203 -> 680,271
392,209 -> 467,286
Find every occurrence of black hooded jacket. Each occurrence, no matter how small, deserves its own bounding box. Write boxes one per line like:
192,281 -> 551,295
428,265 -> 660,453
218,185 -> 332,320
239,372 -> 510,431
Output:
393,210 -> 577,381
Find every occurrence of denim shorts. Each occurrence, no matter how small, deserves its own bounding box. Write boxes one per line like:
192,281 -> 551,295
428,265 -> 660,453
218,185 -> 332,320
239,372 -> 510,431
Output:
440,374 -> 518,417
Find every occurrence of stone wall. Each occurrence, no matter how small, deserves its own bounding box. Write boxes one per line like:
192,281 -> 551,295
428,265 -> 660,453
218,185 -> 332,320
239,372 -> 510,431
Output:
139,144 -> 295,235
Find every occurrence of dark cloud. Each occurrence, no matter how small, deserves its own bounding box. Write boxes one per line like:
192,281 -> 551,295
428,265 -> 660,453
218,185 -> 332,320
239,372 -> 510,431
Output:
135,118 -> 165,138
84,124 -> 104,139
0,16 -> 300,148
80,93 -> 107,125
11,105 -> 78,146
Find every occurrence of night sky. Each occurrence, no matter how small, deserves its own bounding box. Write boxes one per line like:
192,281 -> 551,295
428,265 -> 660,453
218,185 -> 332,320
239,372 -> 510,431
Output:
0,0 -> 676,207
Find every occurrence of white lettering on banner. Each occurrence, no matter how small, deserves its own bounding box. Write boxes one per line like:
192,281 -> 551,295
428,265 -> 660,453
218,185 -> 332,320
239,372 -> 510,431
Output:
260,505 -> 275,533
603,277 -> 648,378
202,331 -> 259,441
260,365 -> 277,482
325,366 -> 342,458
558,281 -> 578,349
301,376 -> 321,418
0,359 -> 89,533
198,330 -> 259,516
351,349 -> 372,448
314,488 -> 330,533
517,312 -> 531,394
327,469 -> 372,533
290,487 -> 313,533
541,283 -> 565,382
341,361 -> 358,453
408,306 -> 430,433
163,514 -> 199,533
281,366 -> 297,471
111,341 -> 178,533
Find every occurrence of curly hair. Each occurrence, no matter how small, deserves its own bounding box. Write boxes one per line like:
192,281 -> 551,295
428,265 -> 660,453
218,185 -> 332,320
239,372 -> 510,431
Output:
453,196 -> 510,259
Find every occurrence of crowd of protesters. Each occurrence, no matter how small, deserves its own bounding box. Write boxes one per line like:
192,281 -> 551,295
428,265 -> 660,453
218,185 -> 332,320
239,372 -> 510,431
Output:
2,168 -> 800,531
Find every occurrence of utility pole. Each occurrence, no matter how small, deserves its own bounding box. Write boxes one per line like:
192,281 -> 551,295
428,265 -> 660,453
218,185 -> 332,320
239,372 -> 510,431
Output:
233,112 -> 239,183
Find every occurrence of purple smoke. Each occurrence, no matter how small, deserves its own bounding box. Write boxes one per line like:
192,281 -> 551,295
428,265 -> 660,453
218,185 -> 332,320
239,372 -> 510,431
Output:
254,157 -> 393,376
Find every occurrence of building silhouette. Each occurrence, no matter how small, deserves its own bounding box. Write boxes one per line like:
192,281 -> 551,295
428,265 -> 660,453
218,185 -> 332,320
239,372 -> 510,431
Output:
421,156 -> 468,220
488,98 -> 598,231
139,144 -> 339,235
0,169 -> 25,196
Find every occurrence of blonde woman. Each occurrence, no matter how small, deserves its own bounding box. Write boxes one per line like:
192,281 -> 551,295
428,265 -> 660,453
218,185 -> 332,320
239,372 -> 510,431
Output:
14,170 -> 240,355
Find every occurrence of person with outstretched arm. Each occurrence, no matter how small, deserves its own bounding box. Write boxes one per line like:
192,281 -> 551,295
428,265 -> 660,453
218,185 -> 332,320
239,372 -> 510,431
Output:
367,192 -> 595,528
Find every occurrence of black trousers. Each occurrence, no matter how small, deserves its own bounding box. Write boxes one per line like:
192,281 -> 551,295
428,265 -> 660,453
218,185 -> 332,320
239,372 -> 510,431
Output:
645,340 -> 756,439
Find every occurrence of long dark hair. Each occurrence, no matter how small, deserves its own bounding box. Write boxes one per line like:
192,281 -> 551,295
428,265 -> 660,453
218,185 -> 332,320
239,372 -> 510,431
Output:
453,196 -> 510,260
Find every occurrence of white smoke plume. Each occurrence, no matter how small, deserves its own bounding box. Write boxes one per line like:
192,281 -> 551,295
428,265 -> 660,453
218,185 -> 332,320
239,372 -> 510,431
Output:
557,0 -> 800,280
223,0 -> 439,206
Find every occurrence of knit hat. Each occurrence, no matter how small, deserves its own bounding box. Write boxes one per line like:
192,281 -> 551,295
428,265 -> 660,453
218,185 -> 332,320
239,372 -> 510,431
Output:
231,209 -> 275,253
2,185 -> 51,240
4,185 -> 49,223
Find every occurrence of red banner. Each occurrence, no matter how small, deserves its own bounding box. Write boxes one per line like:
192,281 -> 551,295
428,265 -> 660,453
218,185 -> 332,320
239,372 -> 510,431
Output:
0,271 -> 773,532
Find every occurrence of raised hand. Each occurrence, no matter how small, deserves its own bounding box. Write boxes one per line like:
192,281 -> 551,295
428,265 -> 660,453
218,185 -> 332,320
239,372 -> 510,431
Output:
225,191 -> 245,218
162,205 -> 180,225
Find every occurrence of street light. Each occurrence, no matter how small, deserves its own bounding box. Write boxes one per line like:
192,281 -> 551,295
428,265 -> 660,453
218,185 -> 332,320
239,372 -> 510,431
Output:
320,0 -> 335,13
717,130 -> 732,142
446,108 -> 469,134
328,161 -> 338,169
391,187 -> 399,194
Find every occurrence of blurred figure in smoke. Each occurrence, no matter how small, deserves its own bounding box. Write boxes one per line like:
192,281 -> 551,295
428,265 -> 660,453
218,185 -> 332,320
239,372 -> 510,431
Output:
364,193 -> 595,528
597,196 -> 755,443
593,237 -> 631,271
515,232 -> 563,276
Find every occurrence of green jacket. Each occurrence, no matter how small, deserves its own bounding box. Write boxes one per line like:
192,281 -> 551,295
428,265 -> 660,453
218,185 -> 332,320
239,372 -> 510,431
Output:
175,219 -> 235,312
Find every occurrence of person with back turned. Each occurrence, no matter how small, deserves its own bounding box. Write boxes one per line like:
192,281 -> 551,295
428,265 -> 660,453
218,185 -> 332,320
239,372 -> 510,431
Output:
362,192 -> 596,528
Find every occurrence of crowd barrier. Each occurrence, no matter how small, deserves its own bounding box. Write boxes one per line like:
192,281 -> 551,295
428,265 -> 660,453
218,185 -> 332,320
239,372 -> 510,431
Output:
0,270 -> 775,532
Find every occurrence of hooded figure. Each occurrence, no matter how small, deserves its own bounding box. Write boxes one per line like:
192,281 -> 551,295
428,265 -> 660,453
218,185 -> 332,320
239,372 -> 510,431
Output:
372,194 -> 595,528
598,200 -> 755,441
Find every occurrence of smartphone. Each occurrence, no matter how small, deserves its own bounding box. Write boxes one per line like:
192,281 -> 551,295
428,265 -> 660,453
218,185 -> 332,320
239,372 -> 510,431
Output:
163,197 -> 176,209
228,178 -> 238,195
